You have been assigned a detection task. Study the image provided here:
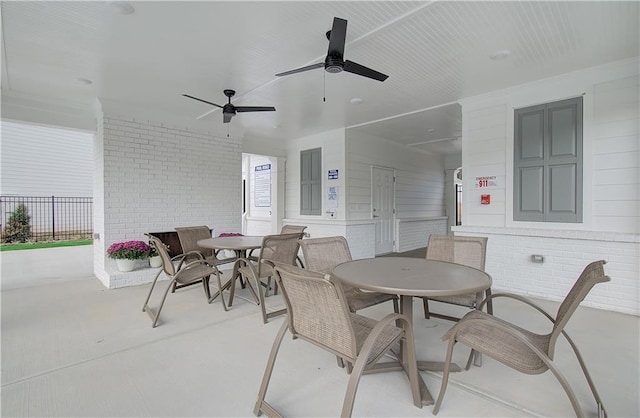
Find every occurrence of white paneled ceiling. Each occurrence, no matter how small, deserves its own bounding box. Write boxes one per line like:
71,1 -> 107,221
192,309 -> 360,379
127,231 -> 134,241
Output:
2,1 -> 638,155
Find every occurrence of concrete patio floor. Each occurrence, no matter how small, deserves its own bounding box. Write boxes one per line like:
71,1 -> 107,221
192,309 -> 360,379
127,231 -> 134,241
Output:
1,247 -> 638,417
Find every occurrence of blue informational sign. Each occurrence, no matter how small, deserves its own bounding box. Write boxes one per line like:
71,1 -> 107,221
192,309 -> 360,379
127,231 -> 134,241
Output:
255,164 -> 271,172
328,169 -> 339,180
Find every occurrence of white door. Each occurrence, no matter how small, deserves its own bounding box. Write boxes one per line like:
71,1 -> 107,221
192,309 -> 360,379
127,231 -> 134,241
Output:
372,167 -> 395,255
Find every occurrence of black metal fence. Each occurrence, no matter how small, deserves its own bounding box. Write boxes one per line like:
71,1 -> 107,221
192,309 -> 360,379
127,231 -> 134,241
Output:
0,195 -> 93,243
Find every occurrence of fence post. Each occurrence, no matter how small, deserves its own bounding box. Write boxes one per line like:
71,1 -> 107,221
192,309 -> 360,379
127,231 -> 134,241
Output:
51,195 -> 55,240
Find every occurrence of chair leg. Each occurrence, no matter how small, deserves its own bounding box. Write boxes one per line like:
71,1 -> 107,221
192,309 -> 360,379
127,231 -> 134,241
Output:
202,276 -> 212,300
392,297 -> 399,314
433,338 -> 457,415
264,277 -> 272,297
341,344 -> 369,416
464,349 -> 476,370
423,297 -> 431,319
484,288 -> 493,315
142,269 -> 163,312
545,357 -> 586,417
256,275 -> 269,324
146,280 -> 175,328
211,271 -> 228,311
254,321 -> 289,417
563,331 -> 608,418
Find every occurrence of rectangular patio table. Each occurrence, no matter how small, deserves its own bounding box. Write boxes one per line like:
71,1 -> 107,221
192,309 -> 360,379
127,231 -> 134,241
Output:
332,257 -> 492,405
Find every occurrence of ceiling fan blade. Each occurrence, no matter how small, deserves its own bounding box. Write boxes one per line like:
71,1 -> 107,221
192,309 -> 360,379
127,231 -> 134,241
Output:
235,106 -> 276,113
223,112 -> 233,123
182,94 -> 224,108
343,60 -> 388,81
275,62 -> 324,77
327,17 -> 347,57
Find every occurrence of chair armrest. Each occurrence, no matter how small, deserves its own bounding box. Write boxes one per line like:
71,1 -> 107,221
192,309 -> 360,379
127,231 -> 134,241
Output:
360,313 -> 413,364
173,250 -> 205,269
478,292 -> 555,324
181,258 -> 220,272
447,317 -> 553,364
233,257 -> 258,275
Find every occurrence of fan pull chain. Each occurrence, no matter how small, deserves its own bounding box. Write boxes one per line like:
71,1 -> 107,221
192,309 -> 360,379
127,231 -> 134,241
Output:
227,124 -> 230,138
323,71 -> 326,102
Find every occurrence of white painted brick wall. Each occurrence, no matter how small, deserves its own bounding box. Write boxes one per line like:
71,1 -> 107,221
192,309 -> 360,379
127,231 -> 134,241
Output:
454,226 -> 639,315
346,223 -> 376,259
396,217 -> 447,252
282,218 -> 375,260
95,113 -> 242,288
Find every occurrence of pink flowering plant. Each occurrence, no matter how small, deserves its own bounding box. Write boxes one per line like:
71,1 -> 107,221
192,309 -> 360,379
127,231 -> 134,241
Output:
106,240 -> 151,260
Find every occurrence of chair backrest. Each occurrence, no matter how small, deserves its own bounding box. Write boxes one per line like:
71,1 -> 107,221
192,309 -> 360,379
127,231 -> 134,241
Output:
257,233 -> 303,274
175,225 -> 213,258
549,260 -> 610,356
280,224 -> 307,235
426,235 -> 488,271
146,234 -> 175,276
273,263 -> 357,359
299,236 -> 352,274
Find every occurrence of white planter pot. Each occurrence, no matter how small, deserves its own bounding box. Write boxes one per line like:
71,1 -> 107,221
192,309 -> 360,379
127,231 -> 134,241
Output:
116,258 -> 137,272
149,256 -> 162,268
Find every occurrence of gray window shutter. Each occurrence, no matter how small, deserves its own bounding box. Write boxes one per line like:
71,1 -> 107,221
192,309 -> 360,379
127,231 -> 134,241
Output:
514,105 -> 546,221
300,148 -> 321,215
514,97 -> 582,222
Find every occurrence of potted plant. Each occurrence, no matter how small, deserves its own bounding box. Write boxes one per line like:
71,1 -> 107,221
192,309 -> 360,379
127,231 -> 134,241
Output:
148,242 -> 166,268
107,240 -> 151,272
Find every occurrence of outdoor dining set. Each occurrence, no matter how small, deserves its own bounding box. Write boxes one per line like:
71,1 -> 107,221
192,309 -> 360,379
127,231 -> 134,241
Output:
140,225 -> 609,418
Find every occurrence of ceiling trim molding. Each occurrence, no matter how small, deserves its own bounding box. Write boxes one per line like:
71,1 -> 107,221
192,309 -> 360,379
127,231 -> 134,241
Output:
346,100 -> 459,131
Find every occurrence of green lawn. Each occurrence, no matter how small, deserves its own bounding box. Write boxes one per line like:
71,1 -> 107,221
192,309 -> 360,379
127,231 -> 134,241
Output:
0,239 -> 93,251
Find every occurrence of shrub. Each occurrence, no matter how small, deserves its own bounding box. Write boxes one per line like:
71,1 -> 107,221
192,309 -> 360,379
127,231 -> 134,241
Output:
2,203 -> 32,243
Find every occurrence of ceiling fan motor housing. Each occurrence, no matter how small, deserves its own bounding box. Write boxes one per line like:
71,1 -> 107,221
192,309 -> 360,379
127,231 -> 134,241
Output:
325,55 -> 344,73
223,104 -> 236,115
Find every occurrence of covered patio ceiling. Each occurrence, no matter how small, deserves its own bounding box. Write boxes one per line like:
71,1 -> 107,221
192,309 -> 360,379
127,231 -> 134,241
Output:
1,1 -> 638,155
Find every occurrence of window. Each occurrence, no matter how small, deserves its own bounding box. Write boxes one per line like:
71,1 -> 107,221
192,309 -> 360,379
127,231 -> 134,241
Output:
300,148 -> 321,215
514,97 -> 583,222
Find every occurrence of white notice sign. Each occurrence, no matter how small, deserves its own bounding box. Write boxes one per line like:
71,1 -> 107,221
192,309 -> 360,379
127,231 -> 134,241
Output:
327,186 -> 339,209
474,175 -> 498,189
254,164 -> 271,207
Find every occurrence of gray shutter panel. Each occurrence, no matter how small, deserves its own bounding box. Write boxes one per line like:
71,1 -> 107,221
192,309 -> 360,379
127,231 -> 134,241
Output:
546,98 -> 582,222
514,105 -> 545,221
300,148 -> 321,215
